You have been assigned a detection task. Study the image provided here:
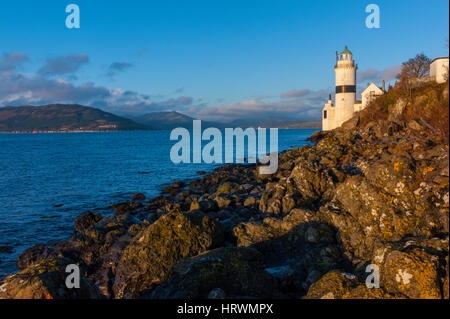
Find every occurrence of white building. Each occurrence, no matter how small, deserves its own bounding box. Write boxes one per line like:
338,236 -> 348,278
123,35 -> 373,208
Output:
430,57 -> 449,84
322,46 -> 385,131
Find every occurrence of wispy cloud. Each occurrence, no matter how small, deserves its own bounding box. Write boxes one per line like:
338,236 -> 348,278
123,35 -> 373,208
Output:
174,87 -> 184,94
358,64 -> 402,83
105,62 -> 133,78
38,54 -> 89,76
280,89 -> 311,98
137,48 -> 148,57
0,52 -> 29,72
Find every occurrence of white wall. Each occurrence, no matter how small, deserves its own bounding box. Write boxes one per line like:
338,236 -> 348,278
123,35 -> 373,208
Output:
430,58 -> 449,84
322,101 -> 335,131
361,83 -> 384,109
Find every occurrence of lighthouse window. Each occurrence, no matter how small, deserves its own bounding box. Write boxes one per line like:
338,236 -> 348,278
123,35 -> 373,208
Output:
324,110 -> 327,119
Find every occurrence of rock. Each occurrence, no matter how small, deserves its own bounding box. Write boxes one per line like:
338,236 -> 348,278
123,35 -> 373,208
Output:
304,224 -> 336,244
243,196 -> 258,207
233,209 -> 324,248
73,211 -> 102,234
304,270 -> 395,299
0,258 -> 100,299
341,284 -> 395,299
306,243 -> 447,299
216,182 -> 239,194
305,271 -> 357,299
307,130 -> 328,143
113,211 -> 224,298
408,120 -> 423,131
302,270 -> 323,291
112,201 -> 143,215
131,193 -> 146,200
0,246 -> 13,254
162,181 -> 186,194
16,243 -> 59,270
265,265 -> 295,289
208,288 -> 226,299
151,247 -> 280,299
40,215 -> 61,219
389,97 -> 407,120
215,194 -> 233,209
233,212 -> 344,296
189,199 -> 218,212
288,160 -> 336,207
171,181 -> 185,188
341,115 -> 360,130
233,220 -> 283,248
381,248 -> 442,299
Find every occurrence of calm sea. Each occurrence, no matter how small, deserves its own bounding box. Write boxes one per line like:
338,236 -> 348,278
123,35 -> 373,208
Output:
0,129 -> 317,277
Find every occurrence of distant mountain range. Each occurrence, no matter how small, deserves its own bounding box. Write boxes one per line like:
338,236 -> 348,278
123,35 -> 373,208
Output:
130,111 -> 321,129
0,104 -> 321,132
130,111 -> 221,130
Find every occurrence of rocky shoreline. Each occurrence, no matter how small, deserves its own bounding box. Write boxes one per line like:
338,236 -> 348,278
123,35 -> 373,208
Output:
0,84 -> 449,299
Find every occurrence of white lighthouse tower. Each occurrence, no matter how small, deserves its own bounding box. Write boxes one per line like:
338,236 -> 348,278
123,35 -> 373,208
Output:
322,46 -> 385,131
334,46 -> 357,127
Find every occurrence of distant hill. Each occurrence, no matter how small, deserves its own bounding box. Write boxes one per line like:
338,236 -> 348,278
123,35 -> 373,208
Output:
131,111 -> 321,130
131,111 -> 221,130
0,104 -> 151,132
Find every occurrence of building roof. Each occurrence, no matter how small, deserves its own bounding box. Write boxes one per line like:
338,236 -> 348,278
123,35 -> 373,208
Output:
362,83 -> 384,94
340,46 -> 352,55
431,57 -> 449,64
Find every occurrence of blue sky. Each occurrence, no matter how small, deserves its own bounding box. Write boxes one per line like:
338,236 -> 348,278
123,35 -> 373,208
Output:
0,0 -> 448,121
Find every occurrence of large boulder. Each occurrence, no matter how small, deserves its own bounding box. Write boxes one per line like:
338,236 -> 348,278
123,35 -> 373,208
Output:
305,271 -> 394,299
151,247 -> 280,299
233,208 -> 323,249
306,242 -> 447,299
74,211 -> 102,235
112,211 -> 224,298
305,271 -> 358,299
0,258 -> 99,299
380,247 -> 443,299
233,209 -> 345,294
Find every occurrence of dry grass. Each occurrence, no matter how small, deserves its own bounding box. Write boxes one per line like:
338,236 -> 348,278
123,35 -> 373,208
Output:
358,80 -> 449,141
405,81 -> 449,140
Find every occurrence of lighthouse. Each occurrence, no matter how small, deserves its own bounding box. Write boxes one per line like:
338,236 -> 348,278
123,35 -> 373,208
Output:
334,46 -> 357,127
322,46 -> 385,131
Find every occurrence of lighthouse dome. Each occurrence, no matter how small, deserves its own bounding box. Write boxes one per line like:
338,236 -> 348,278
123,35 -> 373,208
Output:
340,46 -> 352,55
338,46 -> 353,61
